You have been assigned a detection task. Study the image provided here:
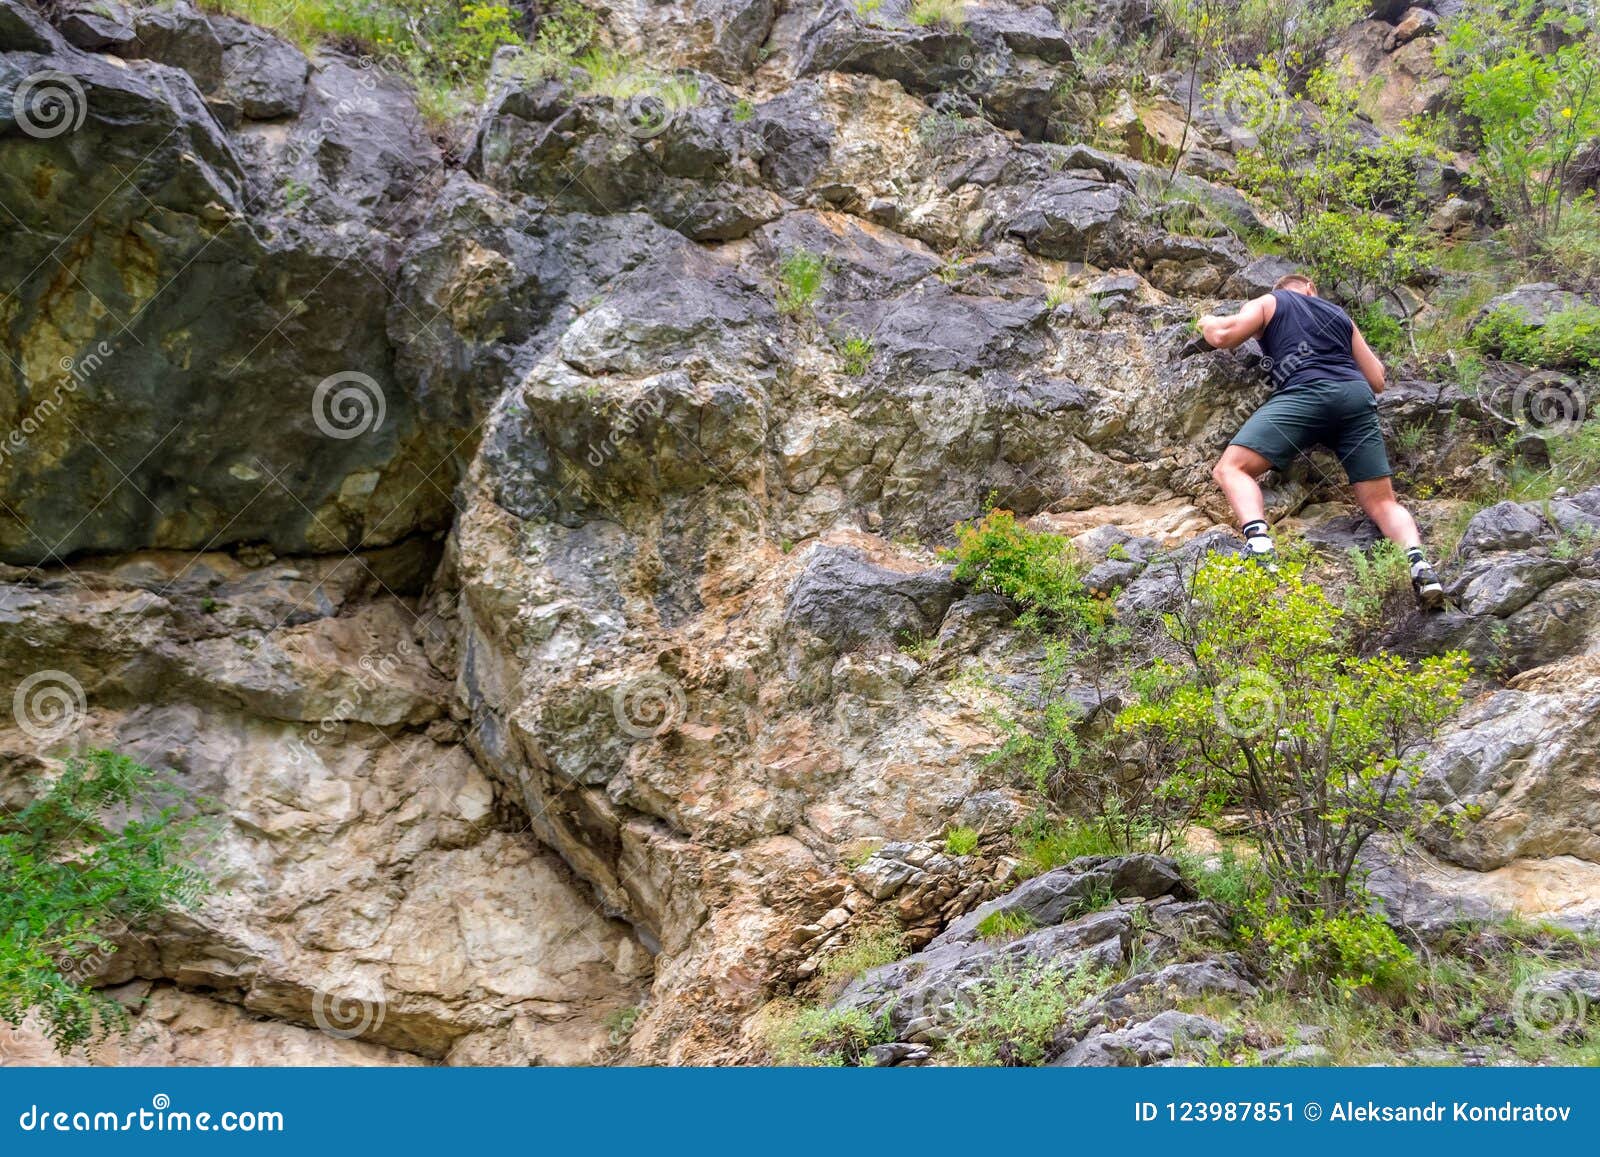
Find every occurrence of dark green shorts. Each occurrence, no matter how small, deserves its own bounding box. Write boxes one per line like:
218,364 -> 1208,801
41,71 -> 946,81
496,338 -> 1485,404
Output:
1229,379 -> 1391,483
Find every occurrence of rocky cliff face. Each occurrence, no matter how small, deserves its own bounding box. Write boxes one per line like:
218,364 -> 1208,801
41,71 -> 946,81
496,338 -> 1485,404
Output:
0,0 -> 1595,1066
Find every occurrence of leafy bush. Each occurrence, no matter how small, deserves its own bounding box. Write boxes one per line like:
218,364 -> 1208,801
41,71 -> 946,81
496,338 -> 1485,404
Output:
1114,552 -> 1472,912
820,922 -> 906,988
765,1005 -> 893,1066
1244,901 -> 1415,995
835,333 -> 875,376
944,960 -> 1103,1066
943,826 -> 980,856
1013,812 -> 1126,876
1472,302 -> 1600,371
775,250 -> 827,316
1437,0 -> 1600,256
1215,63 -> 1441,304
1352,302 -> 1407,359
1,750 -> 210,1053
943,509 -> 1105,631
1341,541 -> 1414,633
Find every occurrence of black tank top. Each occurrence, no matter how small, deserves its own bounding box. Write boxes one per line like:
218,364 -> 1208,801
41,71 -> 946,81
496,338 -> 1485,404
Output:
1260,289 -> 1364,391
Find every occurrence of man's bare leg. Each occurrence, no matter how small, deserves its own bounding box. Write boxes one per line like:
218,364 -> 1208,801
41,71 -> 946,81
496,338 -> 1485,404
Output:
1351,476 -> 1444,608
1211,445 -> 1278,565
1212,445 -> 1274,526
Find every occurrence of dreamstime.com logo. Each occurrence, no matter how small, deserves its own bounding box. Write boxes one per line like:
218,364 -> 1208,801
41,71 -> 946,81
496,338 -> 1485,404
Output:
611,672 -> 686,739
16,1094 -> 284,1133
1212,670 -> 1285,740
12,70 -> 87,138
1475,370 -> 1588,435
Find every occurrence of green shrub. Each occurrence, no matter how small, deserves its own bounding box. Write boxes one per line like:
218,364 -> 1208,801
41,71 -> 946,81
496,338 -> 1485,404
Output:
1,750 -> 211,1053
836,333 -> 875,376
1013,813 -> 1125,876
1352,302 -> 1407,359
1114,552 -> 1472,912
942,509 -> 1105,630
1244,901 -> 1415,995
765,1005 -> 893,1066
944,960 -> 1103,1066
943,826 -> 980,856
1341,541 -> 1414,633
820,922 -> 906,987
1437,1 -> 1600,256
775,250 -> 827,316
1472,303 -> 1600,371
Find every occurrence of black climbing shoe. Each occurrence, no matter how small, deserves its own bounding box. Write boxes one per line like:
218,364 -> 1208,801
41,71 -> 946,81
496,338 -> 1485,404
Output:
1411,563 -> 1445,610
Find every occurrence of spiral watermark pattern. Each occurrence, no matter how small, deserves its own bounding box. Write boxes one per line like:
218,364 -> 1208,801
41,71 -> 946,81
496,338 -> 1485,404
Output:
12,670 -> 87,742
1475,370 -> 1587,434
1208,68 -> 1288,148
614,79 -> 698,140
1212,670 -> 1284,740
1512,972 -> 1589,1038
312,371 -> 386,439
311,987 -> 386,1039
612,673 -> 686,739
13,71 -> 87,139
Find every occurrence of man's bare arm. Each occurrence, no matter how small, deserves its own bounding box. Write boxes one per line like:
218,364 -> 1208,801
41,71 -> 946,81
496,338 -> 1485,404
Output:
1351,325 -> 1386,394
1198,295 -> 1274,350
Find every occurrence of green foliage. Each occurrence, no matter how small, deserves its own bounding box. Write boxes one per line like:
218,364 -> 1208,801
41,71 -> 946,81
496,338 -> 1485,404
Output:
1352,303 -> 1406,358
975,909 -> 1038,941
1,750 -> 211,1053
1179,845 -> 1269,910
1013,812 -> 1125,876
943,826 -> 980,856
916,110 -> 980,154
731,98 -> 755,123
1437,0 -> 1600,255
908,0 -> 964,27
835,333 -> 875,376
820,922 -> 906,987
1340,541 -> 1414,633
604,1003 -> 642,1044
1472,302 -> 1600,371
1216,62 -> 1442,304
1243,900 -> 1414,995
1114,552 -> 1472,912
942,509 -> 1105,631
943,960 -> 1104,1066
766,1005 -> 893,1066
203,0 -> 530,118
775,250 -> 827,316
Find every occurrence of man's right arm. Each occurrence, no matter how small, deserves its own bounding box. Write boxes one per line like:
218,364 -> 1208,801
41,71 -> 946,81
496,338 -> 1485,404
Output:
1351,325 -> 1386,394
1198,294 -> 1274,350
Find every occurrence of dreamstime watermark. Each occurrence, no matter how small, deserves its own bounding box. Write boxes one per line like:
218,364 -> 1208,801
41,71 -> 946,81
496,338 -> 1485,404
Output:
0,343 -> 111,469
1512,971 -> 1591,1038
287,638 -> 415,763
1212,669 -> 1285,740
283,53 -> 403,166
1207,67 -> 1289,148
312,370 -> 386,439
906,377 -> 1025,443
11,670 -> 86,743
611,672 -> 686,739
611,77 -> 699,141
1475,369 -> 1589,435
16,1094 -> 284,1133
310,985 -> 387,1039
12,70 -> 87,139
584,391 -> 668,468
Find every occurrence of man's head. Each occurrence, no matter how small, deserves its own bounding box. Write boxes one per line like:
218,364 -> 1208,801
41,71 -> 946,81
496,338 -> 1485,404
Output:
1274,273 -> 1317,296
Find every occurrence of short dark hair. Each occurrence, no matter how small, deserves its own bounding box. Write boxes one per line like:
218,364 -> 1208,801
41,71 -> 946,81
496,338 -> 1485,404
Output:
1274,273 -> 1316,292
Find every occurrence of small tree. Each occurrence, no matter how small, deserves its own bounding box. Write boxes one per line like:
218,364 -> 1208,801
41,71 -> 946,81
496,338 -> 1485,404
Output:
0,749 -> 210,1053
1215,62 -> 1443,306
1114,553 -> 1471,912
1437,0 -> 1600,256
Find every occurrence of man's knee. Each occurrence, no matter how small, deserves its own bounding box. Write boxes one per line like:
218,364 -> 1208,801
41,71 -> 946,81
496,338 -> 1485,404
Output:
1211,458 -> 1233,486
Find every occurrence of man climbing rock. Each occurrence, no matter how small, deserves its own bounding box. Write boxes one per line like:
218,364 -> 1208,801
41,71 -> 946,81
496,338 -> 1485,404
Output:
1196,273 -> 1445,609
